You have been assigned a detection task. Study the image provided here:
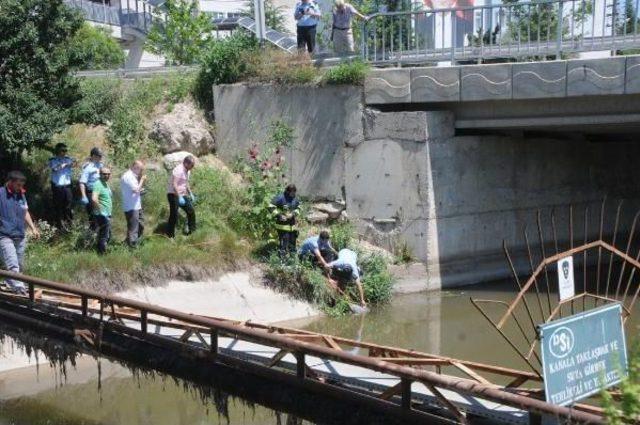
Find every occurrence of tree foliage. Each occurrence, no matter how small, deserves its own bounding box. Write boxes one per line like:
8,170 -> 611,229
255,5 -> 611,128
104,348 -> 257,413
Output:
69,23 -> 126,70
0,0 -> 83,163
602,343 -> 640,424
146,0 -> 214,65
243,0 -> 287,32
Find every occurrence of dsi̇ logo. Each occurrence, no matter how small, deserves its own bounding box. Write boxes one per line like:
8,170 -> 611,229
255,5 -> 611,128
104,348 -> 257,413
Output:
549,327 -> 575,359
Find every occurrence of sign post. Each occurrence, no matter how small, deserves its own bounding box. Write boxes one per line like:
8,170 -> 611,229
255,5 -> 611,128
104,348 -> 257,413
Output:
539,303 -> 628,406
557,255 -> 575,301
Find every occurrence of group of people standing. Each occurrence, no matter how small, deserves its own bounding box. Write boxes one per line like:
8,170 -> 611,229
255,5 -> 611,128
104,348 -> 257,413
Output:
294,0 -> 368,55
0,146 -> 199,295
269,184 -> 366,308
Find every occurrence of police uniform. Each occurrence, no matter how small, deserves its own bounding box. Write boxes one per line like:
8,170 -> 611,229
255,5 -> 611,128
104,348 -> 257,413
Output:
48,155 -> 74,228
79,160 -> 103,227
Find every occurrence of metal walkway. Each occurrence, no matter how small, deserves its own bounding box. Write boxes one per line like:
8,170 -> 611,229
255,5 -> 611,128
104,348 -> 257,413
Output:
0,270 -> 606,424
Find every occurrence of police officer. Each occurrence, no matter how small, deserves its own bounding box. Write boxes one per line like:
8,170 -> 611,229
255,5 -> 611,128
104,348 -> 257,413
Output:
270,184 -> 300,257
47,143 -> 76,231
79,147 -> 104,229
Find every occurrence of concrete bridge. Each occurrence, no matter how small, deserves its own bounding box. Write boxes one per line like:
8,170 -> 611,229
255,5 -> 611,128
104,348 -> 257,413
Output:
214,55 -> 640,289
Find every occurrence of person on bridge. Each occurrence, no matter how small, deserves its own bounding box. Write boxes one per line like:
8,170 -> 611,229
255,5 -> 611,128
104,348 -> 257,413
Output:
79,147 -> 104,230
120,160 -> 146,248
294,0 -> 321,54
47,143 -> 76,232
298,230 -> 338,267
331,0 -> 368,55
166,155 -> 196,238
270,184 -> 300,257
0,171 -> 40,295
92,167 -> 113,255
326,248 -> 366,308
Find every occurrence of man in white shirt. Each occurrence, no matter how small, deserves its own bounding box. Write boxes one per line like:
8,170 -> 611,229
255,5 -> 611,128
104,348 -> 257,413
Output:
326,248 -> 366,308
120,160 -> 146,247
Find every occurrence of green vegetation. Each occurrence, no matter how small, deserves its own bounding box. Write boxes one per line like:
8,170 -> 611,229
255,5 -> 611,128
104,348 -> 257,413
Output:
147,0 -> 215,65
602,343 -> 640,424
323,61 -> 369,85
68,24 -> 126,70
243,0 -> 287,32
70,73 -> 196,166
0,0 -> 83,162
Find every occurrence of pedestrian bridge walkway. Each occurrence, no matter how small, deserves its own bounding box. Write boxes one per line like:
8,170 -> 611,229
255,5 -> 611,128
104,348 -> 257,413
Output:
0,270 -> 606,424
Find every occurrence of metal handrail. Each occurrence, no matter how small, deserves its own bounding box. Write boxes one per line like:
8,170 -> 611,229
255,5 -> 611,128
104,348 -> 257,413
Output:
0,268 -> 605,423
360,0 -> 637,64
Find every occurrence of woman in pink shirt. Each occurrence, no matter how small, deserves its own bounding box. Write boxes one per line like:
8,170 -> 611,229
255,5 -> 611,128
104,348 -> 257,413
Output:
166,155 -> 196,237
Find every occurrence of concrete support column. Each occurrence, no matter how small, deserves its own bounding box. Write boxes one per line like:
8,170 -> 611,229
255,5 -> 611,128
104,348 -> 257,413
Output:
124,39 -> 144,69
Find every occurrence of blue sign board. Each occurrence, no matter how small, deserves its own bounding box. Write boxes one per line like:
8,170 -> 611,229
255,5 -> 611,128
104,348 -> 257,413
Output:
539,303 -> 628,406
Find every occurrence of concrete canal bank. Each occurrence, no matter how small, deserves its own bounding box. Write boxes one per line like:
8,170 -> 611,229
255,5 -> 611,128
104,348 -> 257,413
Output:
213,64 -> 640,288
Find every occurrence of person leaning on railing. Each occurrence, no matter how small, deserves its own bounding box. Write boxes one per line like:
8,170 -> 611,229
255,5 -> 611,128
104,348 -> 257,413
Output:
331,0 -> 368,55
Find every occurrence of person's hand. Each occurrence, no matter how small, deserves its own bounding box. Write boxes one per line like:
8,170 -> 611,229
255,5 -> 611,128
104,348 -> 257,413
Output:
80,196 -> 89,205
178,195 -> 186,206
30,228 -> 41,239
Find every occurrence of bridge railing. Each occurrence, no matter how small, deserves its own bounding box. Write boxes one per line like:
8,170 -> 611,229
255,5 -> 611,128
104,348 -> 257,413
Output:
0,268 -> 606,423
63,0 -> 155,34
362,0 -> 640,64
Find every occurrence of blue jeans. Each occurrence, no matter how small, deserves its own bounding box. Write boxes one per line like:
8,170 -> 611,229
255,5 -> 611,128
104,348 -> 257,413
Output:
0,236 -> 26,292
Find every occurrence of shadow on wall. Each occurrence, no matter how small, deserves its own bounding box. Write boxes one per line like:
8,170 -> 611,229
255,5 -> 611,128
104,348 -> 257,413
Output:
213,84 -> 363,201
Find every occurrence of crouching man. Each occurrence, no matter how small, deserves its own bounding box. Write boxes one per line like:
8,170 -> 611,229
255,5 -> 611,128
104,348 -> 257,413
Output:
325,248 -> 366,308
298,230 -> 338,268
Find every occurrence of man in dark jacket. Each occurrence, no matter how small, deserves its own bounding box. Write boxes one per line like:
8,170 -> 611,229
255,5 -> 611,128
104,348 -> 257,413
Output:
270,184 -> 300,257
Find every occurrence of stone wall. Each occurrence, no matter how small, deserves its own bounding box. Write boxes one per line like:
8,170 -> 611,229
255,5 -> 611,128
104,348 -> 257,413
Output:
213,83 -> 640,288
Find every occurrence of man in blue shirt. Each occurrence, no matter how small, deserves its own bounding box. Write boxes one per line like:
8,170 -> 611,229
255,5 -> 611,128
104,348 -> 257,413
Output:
270,184 -> 300,257
0,171 -> 40,295
298,230 -> 338,267
327,248 -> 366,308
47,143 -> 76,231
79,147 -> 104,229
294,0 -> 321,54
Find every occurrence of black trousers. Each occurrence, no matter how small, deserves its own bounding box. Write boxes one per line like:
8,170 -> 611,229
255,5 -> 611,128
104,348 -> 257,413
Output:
297,25 -> 316,53
95,215 -> 111,255
51,183 -> 73,229
167,194 -> 196,237
277,230 -> 298,257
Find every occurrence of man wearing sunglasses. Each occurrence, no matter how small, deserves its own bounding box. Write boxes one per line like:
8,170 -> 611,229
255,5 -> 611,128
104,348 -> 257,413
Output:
0,171 -> 40,295
91,167 -> 113,254
47,143 -> 76,231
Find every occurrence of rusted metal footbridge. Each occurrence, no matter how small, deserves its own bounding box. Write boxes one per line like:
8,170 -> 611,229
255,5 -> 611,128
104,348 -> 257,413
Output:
0,272 -> 611,425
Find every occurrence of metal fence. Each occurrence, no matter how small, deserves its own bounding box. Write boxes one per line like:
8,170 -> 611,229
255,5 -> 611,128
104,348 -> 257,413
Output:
63,0 -> 154,34
361,0 -> 640,64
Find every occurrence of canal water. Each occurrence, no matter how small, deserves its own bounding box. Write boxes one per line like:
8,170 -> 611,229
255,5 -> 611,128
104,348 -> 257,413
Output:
0,281 -> 637,424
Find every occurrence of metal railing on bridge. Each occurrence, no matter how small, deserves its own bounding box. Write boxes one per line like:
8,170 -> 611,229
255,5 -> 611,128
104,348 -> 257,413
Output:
361,0 -> 640,64
63,0 -> 154,35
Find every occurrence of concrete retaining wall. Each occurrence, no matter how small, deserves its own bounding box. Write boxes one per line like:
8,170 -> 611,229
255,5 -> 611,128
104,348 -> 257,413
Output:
213,83 -> 640,289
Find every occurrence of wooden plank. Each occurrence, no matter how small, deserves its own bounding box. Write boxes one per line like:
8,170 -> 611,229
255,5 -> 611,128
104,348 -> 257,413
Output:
323,336 -> 342,351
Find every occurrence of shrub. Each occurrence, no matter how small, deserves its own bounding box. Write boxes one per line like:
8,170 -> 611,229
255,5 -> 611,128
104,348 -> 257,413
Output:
70,78 -> 123,125
245,50 -> 322,85
195,33 -> 259,110
602,343 -> 640,424
323,61 -> 369,85
68,23 -> 126,70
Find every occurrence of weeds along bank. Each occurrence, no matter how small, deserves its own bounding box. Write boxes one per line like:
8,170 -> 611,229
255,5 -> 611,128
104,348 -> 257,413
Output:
22,62 -> 392,315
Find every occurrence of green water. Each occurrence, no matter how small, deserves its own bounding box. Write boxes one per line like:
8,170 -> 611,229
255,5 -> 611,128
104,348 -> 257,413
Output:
0,281 -> 637,424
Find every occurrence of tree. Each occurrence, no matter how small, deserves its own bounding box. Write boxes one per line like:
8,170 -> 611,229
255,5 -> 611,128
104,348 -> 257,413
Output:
146,0 -> 215,65
243,0 -> 287,33
601,344 -> 640,424
68,23 -> 126,70
0,0 -> 84,165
